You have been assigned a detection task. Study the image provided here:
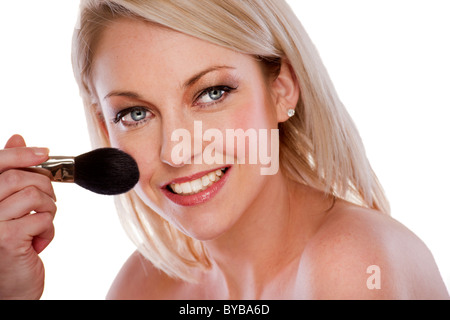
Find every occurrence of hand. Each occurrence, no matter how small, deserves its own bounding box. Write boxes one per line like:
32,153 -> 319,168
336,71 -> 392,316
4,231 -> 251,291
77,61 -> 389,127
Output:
0,135 -> 57,300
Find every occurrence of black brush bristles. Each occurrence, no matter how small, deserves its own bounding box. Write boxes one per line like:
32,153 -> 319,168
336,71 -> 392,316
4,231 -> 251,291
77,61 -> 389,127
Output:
74,148 -> 140,195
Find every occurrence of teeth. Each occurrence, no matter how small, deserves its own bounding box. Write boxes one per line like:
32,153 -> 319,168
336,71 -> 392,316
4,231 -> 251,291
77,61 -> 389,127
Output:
169,168 -> 227,196
181,182 -> 192,194
208,172 -> 216,182
173,183 -> 183,194
201,175 -> 210,189
191,179 -> 203,193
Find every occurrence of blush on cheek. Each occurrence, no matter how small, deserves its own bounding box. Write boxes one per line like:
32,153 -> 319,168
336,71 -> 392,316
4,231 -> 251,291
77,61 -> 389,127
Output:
220,97 -> 276,167
108,133 -> 158,182
200,123 -> 273,167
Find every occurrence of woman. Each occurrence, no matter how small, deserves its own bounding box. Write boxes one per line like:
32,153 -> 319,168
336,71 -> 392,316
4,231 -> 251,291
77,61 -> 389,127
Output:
0,0 -> 447,299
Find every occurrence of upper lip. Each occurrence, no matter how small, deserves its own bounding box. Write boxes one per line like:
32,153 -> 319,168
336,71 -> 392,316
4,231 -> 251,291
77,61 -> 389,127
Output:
161,166 -> 230,189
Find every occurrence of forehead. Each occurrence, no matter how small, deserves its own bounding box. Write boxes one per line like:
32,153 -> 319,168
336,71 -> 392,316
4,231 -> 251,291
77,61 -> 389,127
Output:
91,18 -> 252,93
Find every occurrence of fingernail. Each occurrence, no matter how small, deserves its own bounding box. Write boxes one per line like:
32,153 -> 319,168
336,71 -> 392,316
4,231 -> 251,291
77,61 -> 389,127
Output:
33,148 -> 49,157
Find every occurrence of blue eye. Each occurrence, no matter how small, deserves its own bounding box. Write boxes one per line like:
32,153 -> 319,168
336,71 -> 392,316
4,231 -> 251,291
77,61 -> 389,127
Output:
196,86 -> 236,106
130,109 -> 146,121
114,107 -> 153,127
206,88 -> 225,101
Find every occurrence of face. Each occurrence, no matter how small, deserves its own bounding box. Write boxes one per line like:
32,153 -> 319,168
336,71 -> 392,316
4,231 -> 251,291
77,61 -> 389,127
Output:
91,18 -> 288,240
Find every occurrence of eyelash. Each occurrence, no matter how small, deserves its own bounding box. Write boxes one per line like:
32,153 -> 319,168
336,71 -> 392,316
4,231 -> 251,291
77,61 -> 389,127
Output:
194,85 -> 237,108
112,85 -> 238,128
113,106 -> 153,128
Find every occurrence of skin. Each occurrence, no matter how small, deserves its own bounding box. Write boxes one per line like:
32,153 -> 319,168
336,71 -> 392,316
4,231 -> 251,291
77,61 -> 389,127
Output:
0,135 -> 56,299
90,19 -> 448,300
0,17 -> 447,300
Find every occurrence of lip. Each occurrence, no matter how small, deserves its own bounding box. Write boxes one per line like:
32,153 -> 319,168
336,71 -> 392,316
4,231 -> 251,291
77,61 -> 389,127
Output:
161,166 -> 230,188
161,166 -> 232,207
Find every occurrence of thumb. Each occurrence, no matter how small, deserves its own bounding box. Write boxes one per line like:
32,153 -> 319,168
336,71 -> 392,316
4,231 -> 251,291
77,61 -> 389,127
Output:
4,134 -> 27,149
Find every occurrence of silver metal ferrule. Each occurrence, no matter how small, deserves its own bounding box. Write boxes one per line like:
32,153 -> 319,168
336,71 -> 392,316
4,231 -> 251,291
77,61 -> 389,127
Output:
27,157 -> 75,182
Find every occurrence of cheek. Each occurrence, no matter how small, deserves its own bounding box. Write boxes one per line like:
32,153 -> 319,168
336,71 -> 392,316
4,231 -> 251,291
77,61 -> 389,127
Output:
206,89 -> 276,164
107,130 -> 161,190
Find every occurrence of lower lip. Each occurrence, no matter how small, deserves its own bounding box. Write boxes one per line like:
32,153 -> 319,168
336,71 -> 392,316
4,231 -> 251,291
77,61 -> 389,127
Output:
161,167 -> 232,207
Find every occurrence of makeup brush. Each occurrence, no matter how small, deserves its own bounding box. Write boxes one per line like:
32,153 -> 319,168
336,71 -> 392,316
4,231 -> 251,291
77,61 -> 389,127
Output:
26,148 -> 139,195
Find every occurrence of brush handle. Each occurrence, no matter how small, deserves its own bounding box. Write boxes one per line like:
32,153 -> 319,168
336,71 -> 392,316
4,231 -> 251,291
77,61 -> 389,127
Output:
25,157 -> 75,182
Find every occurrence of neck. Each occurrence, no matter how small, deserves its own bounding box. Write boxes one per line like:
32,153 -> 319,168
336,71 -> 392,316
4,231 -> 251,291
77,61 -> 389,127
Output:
203,172 -> 327,299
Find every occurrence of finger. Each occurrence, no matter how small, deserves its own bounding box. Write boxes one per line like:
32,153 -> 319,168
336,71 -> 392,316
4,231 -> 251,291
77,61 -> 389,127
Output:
0,186 -> 57,221
0,147 -> 49,173
4,134 -> 27,149
4,211 -> 55,254
28,213 -> 55,254
0,169 -> 56,202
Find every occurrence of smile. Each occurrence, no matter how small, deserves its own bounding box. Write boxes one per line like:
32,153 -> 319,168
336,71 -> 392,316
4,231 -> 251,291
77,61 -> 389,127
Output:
168,168 -> 228,195
161,166 -> 231,206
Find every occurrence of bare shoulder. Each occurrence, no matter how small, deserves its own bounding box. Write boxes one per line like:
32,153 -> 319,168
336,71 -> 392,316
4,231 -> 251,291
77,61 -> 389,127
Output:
296,200 -> 449,299
106,250 -> 183,300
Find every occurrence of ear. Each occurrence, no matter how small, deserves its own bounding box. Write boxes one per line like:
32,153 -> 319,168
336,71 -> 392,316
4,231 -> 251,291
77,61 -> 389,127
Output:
270,60 -> 300,123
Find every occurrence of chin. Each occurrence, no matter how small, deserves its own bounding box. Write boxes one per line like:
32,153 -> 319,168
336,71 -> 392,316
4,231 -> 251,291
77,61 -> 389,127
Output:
171,206 -> 242,242
182,224 -> 234,242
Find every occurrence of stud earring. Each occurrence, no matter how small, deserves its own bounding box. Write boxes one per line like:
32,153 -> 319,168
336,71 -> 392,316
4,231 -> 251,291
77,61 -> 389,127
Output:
287,109 -> 295,117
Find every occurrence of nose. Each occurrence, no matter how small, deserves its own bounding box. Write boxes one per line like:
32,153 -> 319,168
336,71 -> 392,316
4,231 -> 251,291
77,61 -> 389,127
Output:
159,116 -> 202,167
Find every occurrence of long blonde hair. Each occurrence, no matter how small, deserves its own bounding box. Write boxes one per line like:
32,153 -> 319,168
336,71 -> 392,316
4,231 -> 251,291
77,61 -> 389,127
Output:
72,0 -> 390,281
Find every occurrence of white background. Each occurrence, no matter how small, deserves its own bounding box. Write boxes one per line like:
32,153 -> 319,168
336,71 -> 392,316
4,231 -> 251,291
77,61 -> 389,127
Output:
0,1 -> 448,299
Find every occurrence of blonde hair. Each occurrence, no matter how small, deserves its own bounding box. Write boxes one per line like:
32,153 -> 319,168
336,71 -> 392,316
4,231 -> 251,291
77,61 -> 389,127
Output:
72,0 -> 390,281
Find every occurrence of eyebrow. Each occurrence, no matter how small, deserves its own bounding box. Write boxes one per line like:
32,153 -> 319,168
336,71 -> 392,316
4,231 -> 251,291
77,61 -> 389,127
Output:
183,65 -> 235,88
103,90 -> 141,101
103,65 -> 235,101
